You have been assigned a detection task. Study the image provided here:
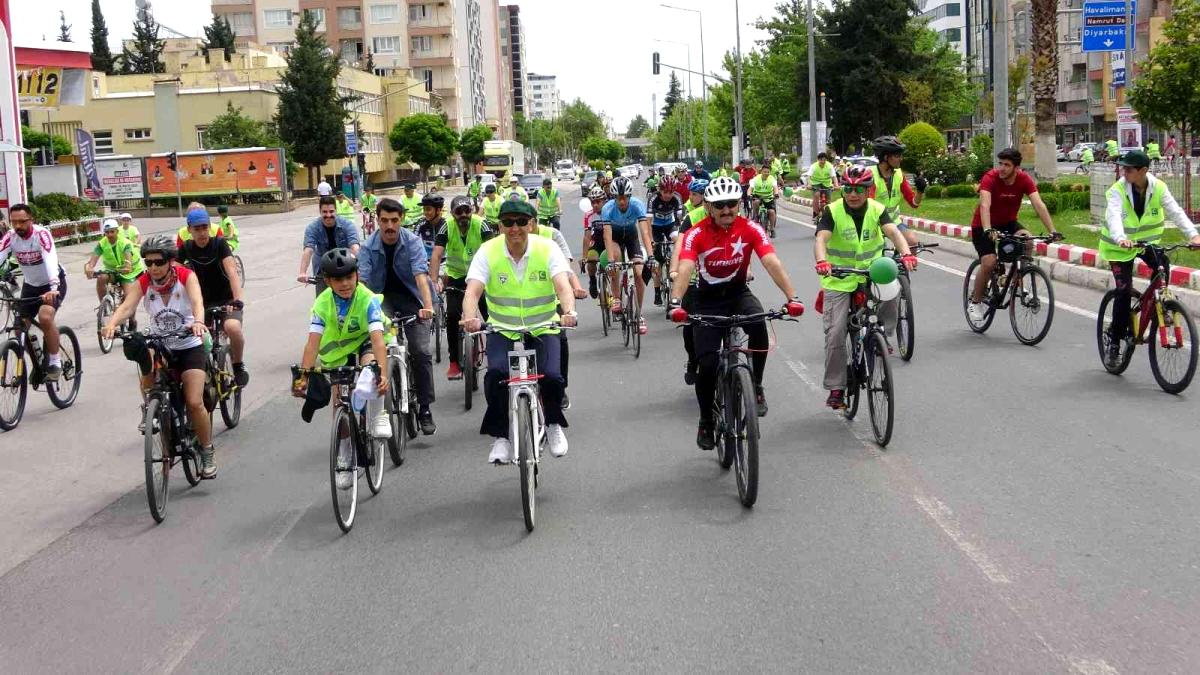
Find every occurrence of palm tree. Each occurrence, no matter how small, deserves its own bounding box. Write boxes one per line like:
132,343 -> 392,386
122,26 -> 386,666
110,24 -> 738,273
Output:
1031,0 -> 1059,179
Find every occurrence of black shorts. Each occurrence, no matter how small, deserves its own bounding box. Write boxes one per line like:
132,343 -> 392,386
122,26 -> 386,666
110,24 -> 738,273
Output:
651,224 -> 676,243
608,226 -> 644,261
972,221 -> 1021,258
17,267 -> 67,320
165,345 -> 208,373
752,197 -> 777,210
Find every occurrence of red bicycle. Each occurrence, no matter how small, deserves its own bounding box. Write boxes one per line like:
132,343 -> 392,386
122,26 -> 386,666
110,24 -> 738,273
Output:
361,208 -> 376,238
811,186 -> 832,219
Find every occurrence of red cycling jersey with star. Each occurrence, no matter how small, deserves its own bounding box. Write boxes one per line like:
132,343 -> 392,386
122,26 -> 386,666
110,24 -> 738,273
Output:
678,215 -> 774,289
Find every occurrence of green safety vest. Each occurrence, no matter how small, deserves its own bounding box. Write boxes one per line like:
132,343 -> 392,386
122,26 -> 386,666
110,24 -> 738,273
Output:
810,162 -> 833,188
119,224 -> 140,244
481,236 -> 560,340
771,158 -> 783,176
335,200 -> 355,218
686,203 -> 707,227
781,159 -> 792,176
312,283 -> 375,368
361,194 -> 378,211
1146,143 -> 1161,160
1082,148 -> 1094,163
822,198 -> 887,293
536,188 -> 559,218
1099,180 -> 1166,263
95,237 -> 144,278
444,215 -> 485,279
481,195 -> 503,222
467,181 -> 481,198
646,176 -> 660,191
871,165 -> 906,219
401,194 -> 422,224
750,175 -> 777,198
220,216 -> 239,251
1105,140 -> 1118,155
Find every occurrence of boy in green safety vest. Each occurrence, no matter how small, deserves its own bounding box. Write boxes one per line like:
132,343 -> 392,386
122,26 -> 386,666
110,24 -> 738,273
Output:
1081,145 -> 1095,170
1145,139 -> 1161,170
400,184 -> 423,227
84,218 -> 144,304
749,160 -> 781,233
535,177 -> 562,229
460,199 -> 577,464
216,205 -> 240,252
334,192 -> 356,220
294,248 -> 392,489
814,165 -> 917,410
117,212 -> 141,245
360,187 -> 378,216
1099,150 -> 1200,367
430,194 -> 495,380
480,183 -> 503,223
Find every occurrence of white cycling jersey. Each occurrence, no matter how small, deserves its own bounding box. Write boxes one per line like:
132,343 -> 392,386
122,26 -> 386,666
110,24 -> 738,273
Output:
0,224 -> 61,289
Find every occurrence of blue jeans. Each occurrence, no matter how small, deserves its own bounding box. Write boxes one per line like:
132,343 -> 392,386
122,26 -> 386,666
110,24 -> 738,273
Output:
480,332 -> 567,438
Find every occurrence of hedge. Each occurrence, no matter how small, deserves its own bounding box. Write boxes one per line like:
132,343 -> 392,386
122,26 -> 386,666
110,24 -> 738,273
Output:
1036,181 -> 1057,194
923,184 -> 945,198
945,184 -> 977,198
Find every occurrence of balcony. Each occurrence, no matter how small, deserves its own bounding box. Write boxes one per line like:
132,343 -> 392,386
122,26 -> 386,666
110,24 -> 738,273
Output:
409,23 -> 453,38
410,50 -> 454,68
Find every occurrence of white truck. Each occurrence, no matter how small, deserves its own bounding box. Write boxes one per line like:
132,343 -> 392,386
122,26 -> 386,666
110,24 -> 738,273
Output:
555,159 -> 576,181
483,140 -> 526,178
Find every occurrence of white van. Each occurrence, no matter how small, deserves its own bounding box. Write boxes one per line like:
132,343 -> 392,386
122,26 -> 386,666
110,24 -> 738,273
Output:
555,159 -> 576,181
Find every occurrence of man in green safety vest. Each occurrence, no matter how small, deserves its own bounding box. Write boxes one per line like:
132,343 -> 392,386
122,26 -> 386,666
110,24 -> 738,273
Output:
1099,150 -> 1200,367
216,205 -> 240,252
467,174 -> 483,211
535,177 -> 562,230
430,194 -> 495,380
480,183 -> 503,224
461,199 -> 577,464
814,165 -> 917,410
808,152 -> 838,218
400,183 -> 423,227
84,218 -> 144,304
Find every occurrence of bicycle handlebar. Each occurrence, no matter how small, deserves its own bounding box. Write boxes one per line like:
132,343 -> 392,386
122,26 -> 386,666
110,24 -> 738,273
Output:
987,230 -> 1059,243
388,313 -> 420,326
886,243 -> 939,257
1134,241 -> 1200,252
467,321 -> 575,337
684,310 -> 796,327
116,326 -> 195,342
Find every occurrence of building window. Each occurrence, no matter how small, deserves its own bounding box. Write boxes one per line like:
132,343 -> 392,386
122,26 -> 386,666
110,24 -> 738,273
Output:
940,27 -> 961,43
373,36 -> 400,54
408,4 -> 427,21
268,42 -> 294,54
410,36 -> 433,53
196,126 -> 208,150
338,7 -> 362,28
92,130 -> 113,155
91,74 -> 100,99
305,8 -> 326,27
371,3 -> 400,23
227,12 -> 254,36
124,128 -> 152,142
264,9 -> 292,28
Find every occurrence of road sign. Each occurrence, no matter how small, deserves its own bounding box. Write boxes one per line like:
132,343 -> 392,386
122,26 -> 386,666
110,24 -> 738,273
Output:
1111,51 -> 1126,86
344,131 -> 357,156
1082,0 -> 1136,52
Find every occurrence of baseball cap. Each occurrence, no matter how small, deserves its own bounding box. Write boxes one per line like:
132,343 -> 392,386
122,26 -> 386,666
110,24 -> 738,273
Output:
1117,150 -> 1151,168
299,370 -> 331,423
498,199 -> 537,219
186,208 -> 210,226
102,218 -> 120,232
119,212 -> 132,220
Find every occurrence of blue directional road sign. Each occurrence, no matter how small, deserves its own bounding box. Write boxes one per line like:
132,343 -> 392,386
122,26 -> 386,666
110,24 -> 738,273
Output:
1082,0 -> 1136,53
345,131 -> 358,155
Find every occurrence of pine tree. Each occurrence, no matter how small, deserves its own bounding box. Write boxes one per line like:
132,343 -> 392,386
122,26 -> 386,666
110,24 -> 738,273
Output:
661,72 -> 683,122
89,0 -> 114,74
58,10 -> 72,43
121,8 -> 165,74
626,114 -> 652,138
202,13 -> 237,62
275,11 -> 347,189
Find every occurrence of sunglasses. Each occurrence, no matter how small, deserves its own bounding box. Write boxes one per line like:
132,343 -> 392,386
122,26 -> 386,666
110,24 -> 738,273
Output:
454,208 -> 473,216
711,200 -> 740,211
144,258 -> 170,268
842,185 -> 868,195
499,217 -> 530,228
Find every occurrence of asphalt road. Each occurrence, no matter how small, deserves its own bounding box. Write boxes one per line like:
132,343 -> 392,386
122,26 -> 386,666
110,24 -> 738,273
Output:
2,182 -> 1198,673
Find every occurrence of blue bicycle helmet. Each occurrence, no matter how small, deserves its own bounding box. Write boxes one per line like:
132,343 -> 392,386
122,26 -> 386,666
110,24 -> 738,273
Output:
688,179 -> 709,194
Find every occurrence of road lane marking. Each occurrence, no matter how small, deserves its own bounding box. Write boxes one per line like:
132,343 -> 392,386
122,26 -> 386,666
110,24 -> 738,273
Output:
912,489 -> 1011,584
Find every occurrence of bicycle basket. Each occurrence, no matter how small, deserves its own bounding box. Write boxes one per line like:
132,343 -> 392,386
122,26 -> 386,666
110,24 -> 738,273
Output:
997,238 -> 1022,263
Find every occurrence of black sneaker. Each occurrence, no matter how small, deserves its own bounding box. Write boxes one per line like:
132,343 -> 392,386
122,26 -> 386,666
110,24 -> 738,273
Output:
233,362 -> 250,387
653,288 -> 663,306
755,387 -> 768,417
561,391 -> 571,410
684,360 -> 696,385
588,275 -> 598,299
418,408 -> 436,436
826,389 -> 846,409
43,362 -> 62,382
696,419 -> 716,450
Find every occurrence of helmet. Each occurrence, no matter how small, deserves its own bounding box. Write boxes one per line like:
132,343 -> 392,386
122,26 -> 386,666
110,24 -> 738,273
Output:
102,218 -> 120,232
485,184 -> 497,194
420,193 -> 444,208
842,165 -> 874,188
657,166 -> 665,175
657,177 -> 677,193
609,176 -> 634,197
320,248 -> 358,278
688,179 -> 709,194
588,186 -> 607,200
703,176 -> 743,202
119,212 -> 132,221
694,160 -> 704,168
873,135 -> 905,159
450,195 -> 473,213
140,234 -> 177,260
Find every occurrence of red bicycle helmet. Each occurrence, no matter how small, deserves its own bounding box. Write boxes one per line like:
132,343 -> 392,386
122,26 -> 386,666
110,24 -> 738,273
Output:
841,165 -> 873,188
658,177 -> 677,194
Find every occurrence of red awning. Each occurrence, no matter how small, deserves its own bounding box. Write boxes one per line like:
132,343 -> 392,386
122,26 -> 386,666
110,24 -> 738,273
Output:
15,47 -> 93,69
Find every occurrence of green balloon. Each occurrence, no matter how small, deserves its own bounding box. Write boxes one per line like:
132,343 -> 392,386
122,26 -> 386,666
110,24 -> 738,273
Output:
783,186 -> 794,198
868,256 -> 899,284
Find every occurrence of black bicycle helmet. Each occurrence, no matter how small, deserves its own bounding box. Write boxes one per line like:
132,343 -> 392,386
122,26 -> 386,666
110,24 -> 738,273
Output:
450,195 -> 473,213
320,248 -> 359,277
420,193 -> 445,208
873,135 -> 906,159
140,234 -> 177,260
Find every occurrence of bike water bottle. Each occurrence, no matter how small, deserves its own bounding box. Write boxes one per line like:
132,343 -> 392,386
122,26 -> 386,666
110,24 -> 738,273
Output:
202,331 -> 213,353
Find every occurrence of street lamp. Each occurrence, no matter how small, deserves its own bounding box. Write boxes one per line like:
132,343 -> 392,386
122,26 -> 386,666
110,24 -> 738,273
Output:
661,3 -> 709,160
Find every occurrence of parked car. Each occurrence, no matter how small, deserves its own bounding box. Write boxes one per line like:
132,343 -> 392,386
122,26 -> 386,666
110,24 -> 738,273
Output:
518,173 -> 545,194
617,165 -> 640,179
581,170 -> 600,196
1067,142 -> 1098,162
478,173 -> 496,189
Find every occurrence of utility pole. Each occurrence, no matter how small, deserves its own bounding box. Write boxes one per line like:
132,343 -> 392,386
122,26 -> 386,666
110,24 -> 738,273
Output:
1123,0 -> 1133,97
992,0 -> 1010,152
807,0 -> 818,165
734,0 -> 745,164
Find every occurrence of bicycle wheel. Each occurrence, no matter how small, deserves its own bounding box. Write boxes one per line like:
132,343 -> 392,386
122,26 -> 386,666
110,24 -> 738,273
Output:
622,280 -> 632,348
1096,289 -> 1136,375
143,396 -> 170,523
715,374 -> 734,469
0,283 -> 13,332
633,305 -> 642,359
1149,299 -> 1198,394
404,360 -> 419,440
843,333 -> 860,420
46,326 -> 82,409
329,406 -> 357,533
234,255 -> 245,288
463,335 -> 476,411
386,359 -> 407,466
0,340 -> 28,431
1010,265 -> 1055,346
866,332 -> 895,447
362,411 -> 385,496
216,348 -> 241,429
599,285 -> 610,337
180,422 -> 202,486
962,260 -> 998,333
517,396 -> 536,532
433,300 -> 444,364
731,366 -> 760,507
896,274 -> 915,361
97,296 -> 115,353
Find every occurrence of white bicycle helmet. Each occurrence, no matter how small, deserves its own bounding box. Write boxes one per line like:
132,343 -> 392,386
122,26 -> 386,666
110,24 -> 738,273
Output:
703,176 -> 743,202
588,186 -> 607,200
609,176 -> 634,197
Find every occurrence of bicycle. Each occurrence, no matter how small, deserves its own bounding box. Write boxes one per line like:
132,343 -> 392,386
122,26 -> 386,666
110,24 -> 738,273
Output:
811,186 -> 832,220
204,306 -> 242,430
362,208 -> 376,238
684,310 -> 796,506
962,232 -> 1058,345
94,271 -> 135,354
884,243 -> 939,362
117,328 -> 206,523
1097,242 -> 1199,394
753,197 -> 776,238
384,313 -> 420,464
470,321 -> 569,531
444,288 -> 485,410
607,260 -> 642,358
596,257 -> 612,337
0,296 -> 83,431
430,285 -> 445,364
828,268 -> 896,447
654,238 -> 675,319
1075,162 -> 1092,175
0,267 -> 20,332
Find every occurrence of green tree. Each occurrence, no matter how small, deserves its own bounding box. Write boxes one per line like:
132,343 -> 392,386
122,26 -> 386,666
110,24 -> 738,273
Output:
515,114 -> 568,168
89,0 -> 114,74
1128,0 -> 1200,167
904,28 -> 977,129
58,10 -> 72,42
119,8 -> 165,74
459,124 -> 494,173
897,121 -> 946,173
274,11 -> 347,188
202,13 -> 237,62
661,72 -> 684,122
626,114 -> 652,139
204,102 -> 277,149
389,113 -> 459,187
581,137 -> 623,164
559,99 -> 603,157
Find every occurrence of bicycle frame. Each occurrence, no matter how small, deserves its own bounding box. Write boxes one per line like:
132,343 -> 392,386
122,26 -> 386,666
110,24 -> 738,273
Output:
386,315 -> 416,415
505,337 -> 545,464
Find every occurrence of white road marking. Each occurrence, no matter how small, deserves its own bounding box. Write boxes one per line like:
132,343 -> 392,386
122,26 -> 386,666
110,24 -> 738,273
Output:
912,489 -> 1012,584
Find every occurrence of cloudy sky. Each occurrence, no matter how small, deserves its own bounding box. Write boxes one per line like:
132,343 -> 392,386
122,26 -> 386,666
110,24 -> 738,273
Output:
15,0 -> 782,132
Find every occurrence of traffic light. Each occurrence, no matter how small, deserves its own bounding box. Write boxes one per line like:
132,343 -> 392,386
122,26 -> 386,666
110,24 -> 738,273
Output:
167,151 -> 178,172
652,52 -> 660,76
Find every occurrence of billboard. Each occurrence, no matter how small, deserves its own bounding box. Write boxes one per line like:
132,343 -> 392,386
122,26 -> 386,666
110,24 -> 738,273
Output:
94,157 -> 145,200
16,65 -> 61,109
146,149 -> 283,197
1117,107 -> 1142,152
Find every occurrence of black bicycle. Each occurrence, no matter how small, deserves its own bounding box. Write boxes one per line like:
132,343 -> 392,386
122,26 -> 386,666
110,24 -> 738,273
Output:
384,313 -> 420,465
204,307 -> 242,429
0,295 -> 82,431
685,310 -> 796,507
829,268 -> 895,447
962,232 -> 1057,345
0,267 -> 22,332
445,288 -> 485,410
94,271 -> 135,354
885,243 -> 938,362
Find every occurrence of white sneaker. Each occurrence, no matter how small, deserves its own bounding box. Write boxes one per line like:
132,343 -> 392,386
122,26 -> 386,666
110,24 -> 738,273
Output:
968,302 -> 986,323
371,409 -> 392,439
336,440 -> 353,490
488,437 -> 513,464
547,424 -> 568,457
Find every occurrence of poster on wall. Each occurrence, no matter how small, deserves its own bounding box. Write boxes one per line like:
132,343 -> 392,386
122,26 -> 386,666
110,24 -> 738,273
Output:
94,157 -> 145,200
1117,107 -> 1142,152
145,149 -> 283,197
16,65 -> 61,109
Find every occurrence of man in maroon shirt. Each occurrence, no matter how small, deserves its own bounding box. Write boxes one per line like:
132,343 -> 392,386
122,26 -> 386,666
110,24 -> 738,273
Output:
736,160 -> 757,215
967,148 -> 1061,322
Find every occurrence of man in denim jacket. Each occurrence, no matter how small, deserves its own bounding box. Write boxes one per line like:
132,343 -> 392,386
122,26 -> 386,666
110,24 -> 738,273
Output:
298,195 -> 361,295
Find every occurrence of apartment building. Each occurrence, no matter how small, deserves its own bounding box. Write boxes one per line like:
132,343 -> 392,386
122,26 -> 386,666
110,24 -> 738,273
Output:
919,0 -> 966,57
528,72 -> 560,120
499,4 -> 528,119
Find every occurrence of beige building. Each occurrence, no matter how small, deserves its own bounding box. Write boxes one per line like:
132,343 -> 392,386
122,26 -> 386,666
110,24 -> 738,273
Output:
35,41 -> 432,187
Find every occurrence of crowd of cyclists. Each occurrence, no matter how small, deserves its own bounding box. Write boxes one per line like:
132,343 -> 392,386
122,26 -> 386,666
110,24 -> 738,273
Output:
2,131 -> 1198,518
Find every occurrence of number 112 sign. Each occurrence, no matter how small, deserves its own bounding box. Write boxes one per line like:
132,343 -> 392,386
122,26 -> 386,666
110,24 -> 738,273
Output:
16,66 -> 61,109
